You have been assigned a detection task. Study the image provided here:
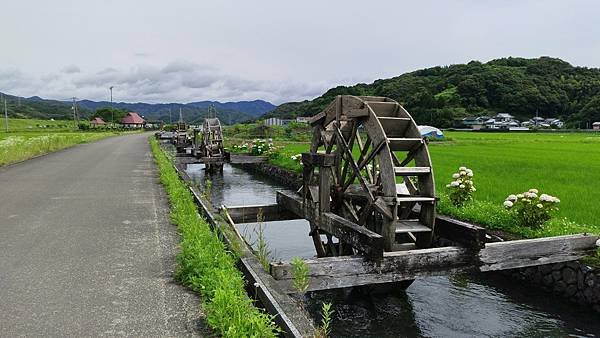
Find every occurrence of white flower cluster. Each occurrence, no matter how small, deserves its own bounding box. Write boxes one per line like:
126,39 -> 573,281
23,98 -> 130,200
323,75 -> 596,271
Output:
290,154 -> 302,163
445,166 -> 476,192
251,139 -> 274,155
232,142 -> 249,151
504,189 -> 560,209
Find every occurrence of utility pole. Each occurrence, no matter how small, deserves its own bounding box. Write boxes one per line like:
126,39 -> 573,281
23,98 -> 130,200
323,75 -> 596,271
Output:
72,97 -> 79,128
4,96 -> 8,132
109,86 -> 114,128
179,108 -> 183,122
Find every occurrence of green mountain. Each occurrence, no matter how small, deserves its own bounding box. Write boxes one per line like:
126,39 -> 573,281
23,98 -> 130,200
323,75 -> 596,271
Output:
266,57 -> 600,128
0,93 -> 85,120
0,92 -> 276,125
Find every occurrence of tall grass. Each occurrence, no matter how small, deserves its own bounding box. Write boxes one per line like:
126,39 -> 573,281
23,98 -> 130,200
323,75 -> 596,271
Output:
150,138 -> 279,337
0,132 -> 116,166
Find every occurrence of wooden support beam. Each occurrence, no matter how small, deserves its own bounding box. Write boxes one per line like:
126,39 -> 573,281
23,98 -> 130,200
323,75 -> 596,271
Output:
271,246 -> 474,292
276,191 -> 384,259
301,153 -> 336,167
478,234 -> 599,271
221,204 -> 301,224
435,215 -> 487,249
270,234 -> 599,292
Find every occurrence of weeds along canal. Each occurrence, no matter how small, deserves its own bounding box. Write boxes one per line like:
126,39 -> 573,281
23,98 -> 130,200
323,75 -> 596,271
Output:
186,163 -> 600,337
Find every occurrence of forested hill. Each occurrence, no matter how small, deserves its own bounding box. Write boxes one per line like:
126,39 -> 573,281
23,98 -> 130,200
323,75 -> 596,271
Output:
0,92 -> 275,124
266,57 -> 600,128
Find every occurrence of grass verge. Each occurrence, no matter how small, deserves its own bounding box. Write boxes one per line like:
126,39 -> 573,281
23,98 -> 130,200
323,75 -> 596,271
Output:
149,138 -> 279,337
0,131 -> 121,166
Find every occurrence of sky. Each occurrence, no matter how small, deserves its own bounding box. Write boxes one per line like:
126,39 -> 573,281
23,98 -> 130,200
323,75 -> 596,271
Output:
1,0 -> 599,105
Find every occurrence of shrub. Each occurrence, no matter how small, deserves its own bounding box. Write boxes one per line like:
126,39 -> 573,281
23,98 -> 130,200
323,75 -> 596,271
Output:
445,166 -> 476,207
503,189 -> 560,228
290,257 -> 309,292
251,139 -> 275,155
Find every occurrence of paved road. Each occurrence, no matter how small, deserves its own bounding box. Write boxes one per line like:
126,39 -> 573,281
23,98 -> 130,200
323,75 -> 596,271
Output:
0,133 -> 205,337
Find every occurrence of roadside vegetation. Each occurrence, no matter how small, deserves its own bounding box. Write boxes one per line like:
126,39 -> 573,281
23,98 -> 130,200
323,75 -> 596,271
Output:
224,126 -> 600,239
150,138 -> 280,337
0,131 -> 119,166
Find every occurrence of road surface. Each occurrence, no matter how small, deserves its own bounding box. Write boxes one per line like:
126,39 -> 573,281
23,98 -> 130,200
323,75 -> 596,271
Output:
0,133 -> 205,336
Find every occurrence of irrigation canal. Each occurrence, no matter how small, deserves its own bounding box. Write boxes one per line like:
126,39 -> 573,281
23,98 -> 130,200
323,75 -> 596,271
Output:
187,163 -> 600,338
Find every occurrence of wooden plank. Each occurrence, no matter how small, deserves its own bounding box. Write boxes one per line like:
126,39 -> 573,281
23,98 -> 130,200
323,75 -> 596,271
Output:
270,246 -> 473,292
388,137 -> 423,151
270,233 -> 599,292
479,234 -> 599,271
367,102 -> 398,117
394,166 -> 431,176
346,108 -> 369,117
301,152 -> 336,167
378,117 -> 411,137
434,214 -> 486,249
222,204 -> 301,224
308,111 -> 326,126
276,191 -> 384,259
394,220 -> 431,233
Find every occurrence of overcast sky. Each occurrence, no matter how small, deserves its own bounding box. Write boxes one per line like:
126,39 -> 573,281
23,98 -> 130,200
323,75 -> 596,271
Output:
1,0 -> 599,104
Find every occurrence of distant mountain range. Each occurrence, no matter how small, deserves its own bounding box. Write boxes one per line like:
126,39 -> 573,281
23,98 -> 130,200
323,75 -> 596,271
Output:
0,92 -> 276,124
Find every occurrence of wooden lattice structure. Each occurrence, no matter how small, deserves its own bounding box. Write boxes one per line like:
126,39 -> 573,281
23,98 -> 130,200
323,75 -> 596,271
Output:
302,95 -> 435,255
199,118 -> 225,172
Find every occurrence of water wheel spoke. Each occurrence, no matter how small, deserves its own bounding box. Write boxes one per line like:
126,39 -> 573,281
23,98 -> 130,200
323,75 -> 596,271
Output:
342,200 -> 360,223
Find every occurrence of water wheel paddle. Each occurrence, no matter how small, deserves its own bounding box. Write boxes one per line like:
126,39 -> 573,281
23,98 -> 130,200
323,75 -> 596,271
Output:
303,95 -> 436,256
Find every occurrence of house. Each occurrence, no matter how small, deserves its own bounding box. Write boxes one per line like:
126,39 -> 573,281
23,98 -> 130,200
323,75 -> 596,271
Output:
295,116 -> 311,123
264,117 -> 294,126
121,112 -> 145,128
522,117 -> 564,128
459,116 -> 489,129
494,113 -> 515,123
90,117 -> 106,127
593,122 -> 600,130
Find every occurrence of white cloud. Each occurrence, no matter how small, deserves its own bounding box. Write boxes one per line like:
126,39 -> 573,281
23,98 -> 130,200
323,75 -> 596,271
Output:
0,61 -> 329,104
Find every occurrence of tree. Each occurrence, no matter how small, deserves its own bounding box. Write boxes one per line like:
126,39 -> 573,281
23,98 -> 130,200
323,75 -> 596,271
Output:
92,107 -> 127,123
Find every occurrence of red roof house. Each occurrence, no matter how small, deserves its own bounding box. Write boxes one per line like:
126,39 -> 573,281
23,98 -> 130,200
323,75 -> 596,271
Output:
121,112 -> 145,128
90,117 -> 106,126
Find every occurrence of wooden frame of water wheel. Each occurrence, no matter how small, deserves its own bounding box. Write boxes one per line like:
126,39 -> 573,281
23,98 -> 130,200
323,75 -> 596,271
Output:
302,95 -> 436,256
202,118 -> 225,172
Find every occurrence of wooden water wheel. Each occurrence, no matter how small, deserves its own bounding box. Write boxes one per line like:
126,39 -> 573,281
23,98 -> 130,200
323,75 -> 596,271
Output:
303,95 -> 435,257
201,118 -> 224,172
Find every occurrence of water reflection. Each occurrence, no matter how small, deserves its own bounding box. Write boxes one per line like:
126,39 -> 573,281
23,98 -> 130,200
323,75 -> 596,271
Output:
186,163 -> 600,338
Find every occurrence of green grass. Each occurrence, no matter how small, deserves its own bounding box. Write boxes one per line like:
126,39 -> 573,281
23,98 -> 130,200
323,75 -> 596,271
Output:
0,131 -> 119,166
429,132 -> 600,228
150,138 -> 279,337
227,131 -> 600,237
1,118 -> 77,131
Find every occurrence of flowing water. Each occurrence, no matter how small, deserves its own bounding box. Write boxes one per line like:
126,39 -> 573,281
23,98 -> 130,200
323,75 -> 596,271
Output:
187,163 -> 600,337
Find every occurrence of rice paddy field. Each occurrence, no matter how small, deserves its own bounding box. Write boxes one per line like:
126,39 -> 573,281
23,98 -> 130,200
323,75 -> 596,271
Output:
2,118 -> 77,131
227,131 -> 600,230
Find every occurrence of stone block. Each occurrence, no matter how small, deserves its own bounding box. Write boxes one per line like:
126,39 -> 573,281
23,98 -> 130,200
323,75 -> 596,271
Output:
552,270 -> 562,281
562,268 -> 577,285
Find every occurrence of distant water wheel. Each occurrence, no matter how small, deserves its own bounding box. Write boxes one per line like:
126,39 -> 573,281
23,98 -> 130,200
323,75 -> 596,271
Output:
303,95 -> 436,257
202,118 -> 224,173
